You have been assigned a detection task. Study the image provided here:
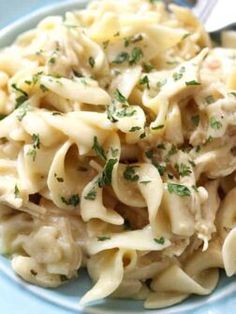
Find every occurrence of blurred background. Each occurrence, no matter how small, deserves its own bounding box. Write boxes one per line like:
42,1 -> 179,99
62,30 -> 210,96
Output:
0,0 -> 194,29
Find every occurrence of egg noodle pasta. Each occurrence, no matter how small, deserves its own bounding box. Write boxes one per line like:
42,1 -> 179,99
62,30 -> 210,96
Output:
1,0 -> 236,309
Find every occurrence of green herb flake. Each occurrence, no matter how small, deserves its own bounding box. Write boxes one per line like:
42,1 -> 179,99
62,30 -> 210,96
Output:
188,160 -> 196,167
182,33 -> 191,40
16,102 -> 30,121
140,180 -> 151,185
175,163 -> 192,177
88,56 -> 95,68
102,40 -> 110,49
139,75 -> 150,89
192,185 -> 199,193
154,162 -> 166,176
129,47 -> 143,65
173,66 -> 185,81
205,95 -> 215,104
114,89 -> 127,104
139,132 -> 146,139
195,145 -> 201,153
157,144 -> 165,150
110,147 -> 119,157
123,166 -> 139,182
61,194 -> 80,207
92,136 -> 107,161
14,185 -> 20,198
143,62 -> 154,73
229,92 -> 236,97
60,275 -> 69,282
191,115 -> 200,127
154,236 -> 165,244
157,78 -> 167,89
27,133 -> 40,161
209,116 -> 222,130
151,124 -> 164,130
116,107 -> 136,118
97,236 -> 110,241
52,112 -> 62,116
48,57 -> 56,64
54,173 -> 64,183
185,80 -> 201,86
129,126 -> 141,132
98,159 -> 118,187
167,182 -> 191,197
84,186 -> 97,201
40,84 -> 49,92
112,52 -> 129,64
145,150 -> 153,159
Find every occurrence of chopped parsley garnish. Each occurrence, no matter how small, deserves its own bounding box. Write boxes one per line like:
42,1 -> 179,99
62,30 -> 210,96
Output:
123,166 -> 139,182
12,84 -> 29,109
52,112 -> 62,116
84,186 -> 97,201
157,144 -> 165,150
145,150 -> 153,159
14,185 -> 20,198
97,236 -> 110,241
153,162 -> 166,176
40,84 -> 49,92
88,56 -> 95,68
27,133 -> 40,161
157,78 -> 167,88
188,160 -> 196,167
111,147 -> 119,157
191,115 -> 200,127
195,145 -> 201,153
114,89 -> 127,103
140,132 -> 146,139
209,116 -> 222,130
16,103 -> 30,121
116,107 -> 136,118
173,66 -> 185,81
175,163 -> 192,177
30,269 -> 38,276
61,194 -> 80,207
140,180 -> 151,185
167,183 -> 191,197
154,236 -> 165,245
98,159 -> 118,187
48,57 -> 56,64
92,136 -> 107,161
54,173 -> 64,183
143,62 -> 154,73
182,33 -> 191,40
229,92 -> 236,97
192,185 -> 198,193
151,124 -> 164,130
139,75 -> 150,89
129,126 -> 141,132
124,34 -> 143,47
185,80 -> 201,86
112,52 -> 129,64
73,70 -> 83,78
205,95 -> 215,104
129,47 -> 143,65
102,40 -> 110,49
60,275 -> 69,282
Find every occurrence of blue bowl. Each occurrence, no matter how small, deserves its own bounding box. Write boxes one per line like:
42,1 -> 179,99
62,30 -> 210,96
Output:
1,1 -> 236,313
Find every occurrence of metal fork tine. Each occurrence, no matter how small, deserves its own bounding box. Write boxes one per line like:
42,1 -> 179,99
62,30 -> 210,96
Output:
193,0 -> 218,23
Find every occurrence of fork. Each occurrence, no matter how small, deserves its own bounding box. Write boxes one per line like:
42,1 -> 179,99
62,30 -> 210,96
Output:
170,0 -> 236,33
